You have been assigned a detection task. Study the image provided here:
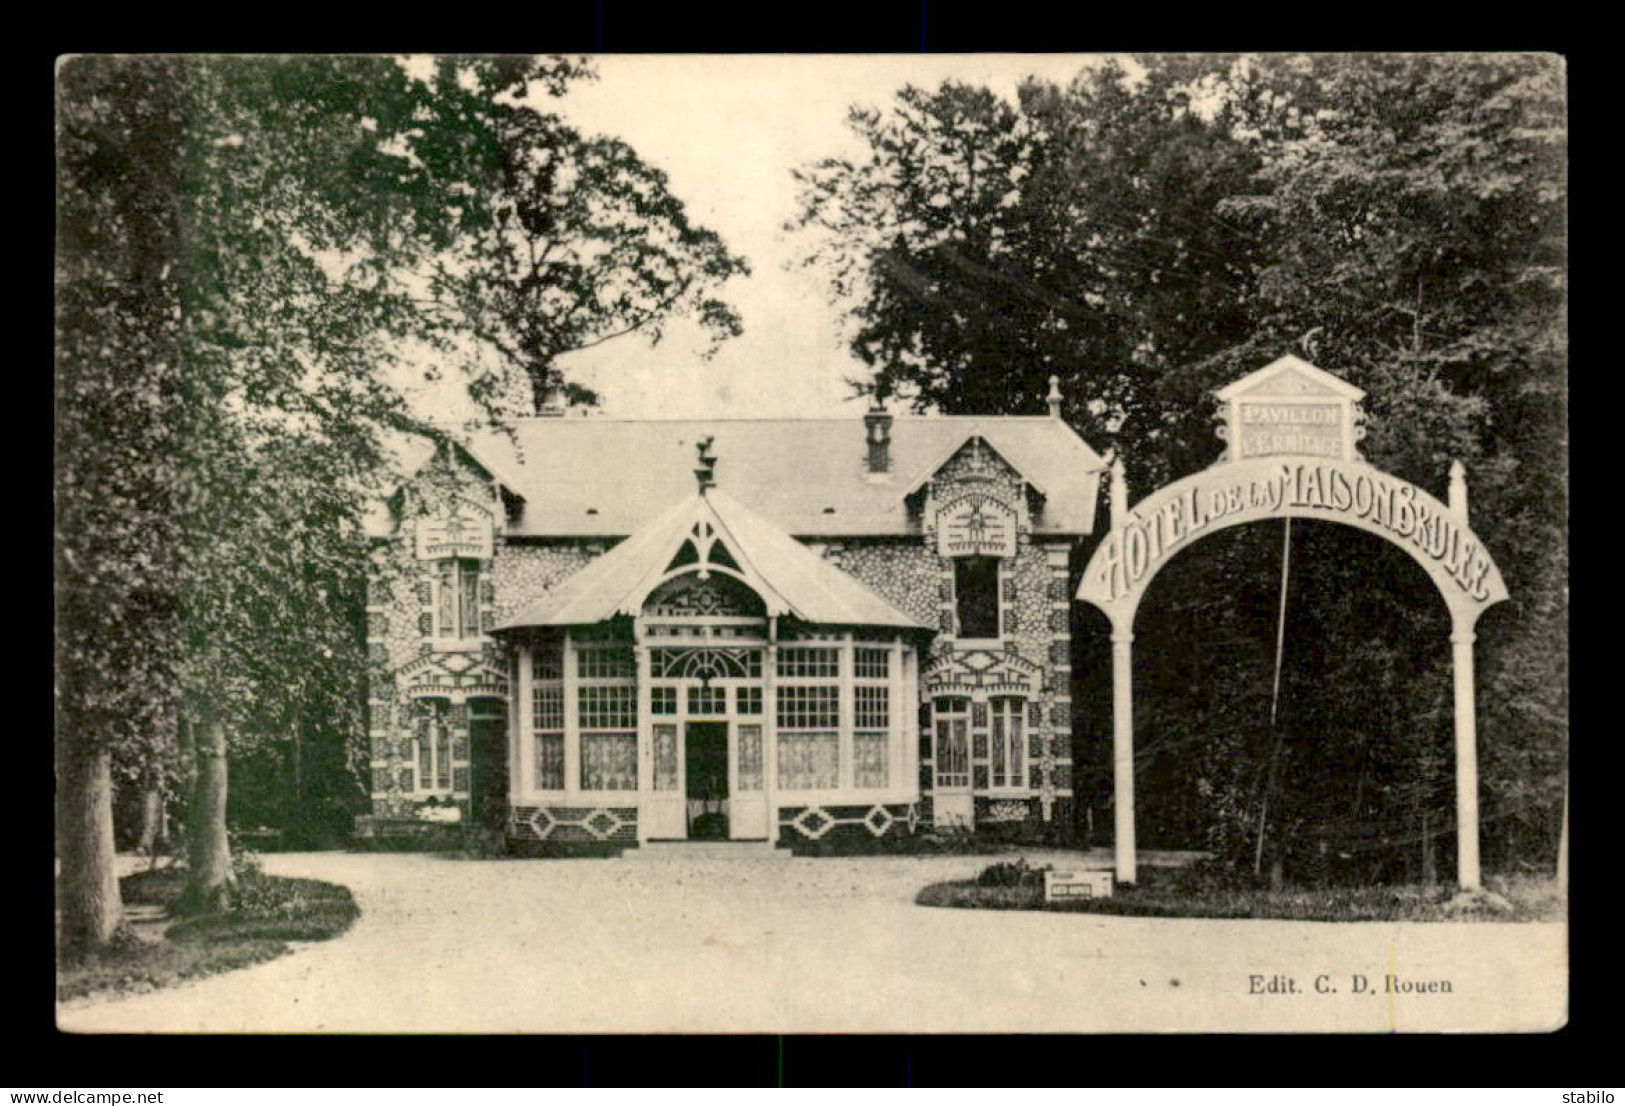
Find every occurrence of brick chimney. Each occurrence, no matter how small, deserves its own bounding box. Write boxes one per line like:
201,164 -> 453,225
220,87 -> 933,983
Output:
532,377 -> 565,418
864,400 -> 893,475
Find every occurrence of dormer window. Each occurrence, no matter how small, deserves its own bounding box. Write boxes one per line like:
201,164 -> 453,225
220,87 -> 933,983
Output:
953,556 -> 1001,639
436,558 -> 482,641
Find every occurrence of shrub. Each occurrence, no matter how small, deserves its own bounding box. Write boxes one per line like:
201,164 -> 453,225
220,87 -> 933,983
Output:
975,858 -> 1052,889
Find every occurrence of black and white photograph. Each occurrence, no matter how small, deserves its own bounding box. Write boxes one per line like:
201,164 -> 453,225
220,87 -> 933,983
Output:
54,51 -> 1568,1038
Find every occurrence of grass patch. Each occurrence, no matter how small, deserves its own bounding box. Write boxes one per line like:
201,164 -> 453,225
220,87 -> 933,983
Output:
58,867 -> 360,1003
916,861 -> 1566,923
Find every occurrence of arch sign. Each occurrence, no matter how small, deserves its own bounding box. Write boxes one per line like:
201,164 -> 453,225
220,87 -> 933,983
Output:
1077,355 -> 1508,889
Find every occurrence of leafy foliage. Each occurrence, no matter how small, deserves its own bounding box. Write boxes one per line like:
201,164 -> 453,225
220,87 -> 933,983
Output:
794,53 -> 1566,878
56,56 -> 186,777
57,54 -> 749,932
429,103 -> 750,410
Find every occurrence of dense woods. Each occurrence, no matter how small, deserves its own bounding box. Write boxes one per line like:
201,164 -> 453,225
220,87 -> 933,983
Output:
56,53 -> 1566,958
792,54 -> 1566,880
56,54 -> 745,945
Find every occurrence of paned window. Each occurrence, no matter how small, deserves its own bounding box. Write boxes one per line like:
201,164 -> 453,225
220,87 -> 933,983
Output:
577,646 -> 635,680
651,646 -> 762,680
580,733 -> 637,790
577,639 -> 636,791
854,731 -> 888,788
778,732 -> 838,789
735,686 -> 762,715
531,646 -> 563,682
533,684 -> 564,730
854,683 -> 889,788
532,644 -> 565,790
535,732 -> 564,791
414,699 -> 455,791
777,686 -> 839,730
854,647 -> 889,679
953,556 -> 1001,639
687,685 -> 728,716
436,560 -> 482,640
933,697 -> 970,788
855,686 -> 889,730
652,724 -> 679,791
579,686 -> 636,729
777,646 -> 839,678
991,696 -> 1026,789
737,724 -> 764,791
651,686 -> 678,715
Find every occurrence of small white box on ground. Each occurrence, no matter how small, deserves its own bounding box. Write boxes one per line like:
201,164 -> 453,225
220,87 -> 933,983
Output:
1044,868 -> 1113,902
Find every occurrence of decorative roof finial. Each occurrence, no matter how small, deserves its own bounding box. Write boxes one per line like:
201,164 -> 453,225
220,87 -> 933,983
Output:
694,435 -> 717,494
1047,374 -> 1063,419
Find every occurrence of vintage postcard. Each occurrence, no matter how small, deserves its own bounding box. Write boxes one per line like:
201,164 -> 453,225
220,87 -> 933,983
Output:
55,52 -> 1567,1035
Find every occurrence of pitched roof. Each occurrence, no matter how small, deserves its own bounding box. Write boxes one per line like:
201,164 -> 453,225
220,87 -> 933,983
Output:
448,414 -> 1105,539
1214,355 -> 1366,402
494,487 -> 930,631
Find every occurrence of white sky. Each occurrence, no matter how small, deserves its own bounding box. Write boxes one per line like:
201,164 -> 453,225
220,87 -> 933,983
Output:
533,54 -> 1115,419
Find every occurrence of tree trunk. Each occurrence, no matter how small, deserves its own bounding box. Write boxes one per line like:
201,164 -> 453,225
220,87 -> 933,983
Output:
182,716 -> 233,914
57,743 -> 122,952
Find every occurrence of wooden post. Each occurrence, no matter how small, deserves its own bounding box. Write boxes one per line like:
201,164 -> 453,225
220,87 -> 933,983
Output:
1451,626 -> 1481,891
1111,627 -> 1137,885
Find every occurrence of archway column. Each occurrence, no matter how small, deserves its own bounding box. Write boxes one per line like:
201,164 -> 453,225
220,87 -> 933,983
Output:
1111,625 -> 1137,885
1451,624 -> 1481,891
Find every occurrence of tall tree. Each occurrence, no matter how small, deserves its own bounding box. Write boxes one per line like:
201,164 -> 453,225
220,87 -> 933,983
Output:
56,55 -> 187,948
1212,53 -> 1567,872
57,54 -> 752,932
793,53 -> 1566,877
790,61 -> 1266,487
430,102 -> 750,411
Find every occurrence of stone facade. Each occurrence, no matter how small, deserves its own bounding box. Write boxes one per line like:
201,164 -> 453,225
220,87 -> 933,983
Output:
364,421 -> 1094,845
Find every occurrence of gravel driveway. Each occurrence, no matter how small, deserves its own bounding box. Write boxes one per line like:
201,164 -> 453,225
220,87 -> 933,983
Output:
57,850 -> 1565,1034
